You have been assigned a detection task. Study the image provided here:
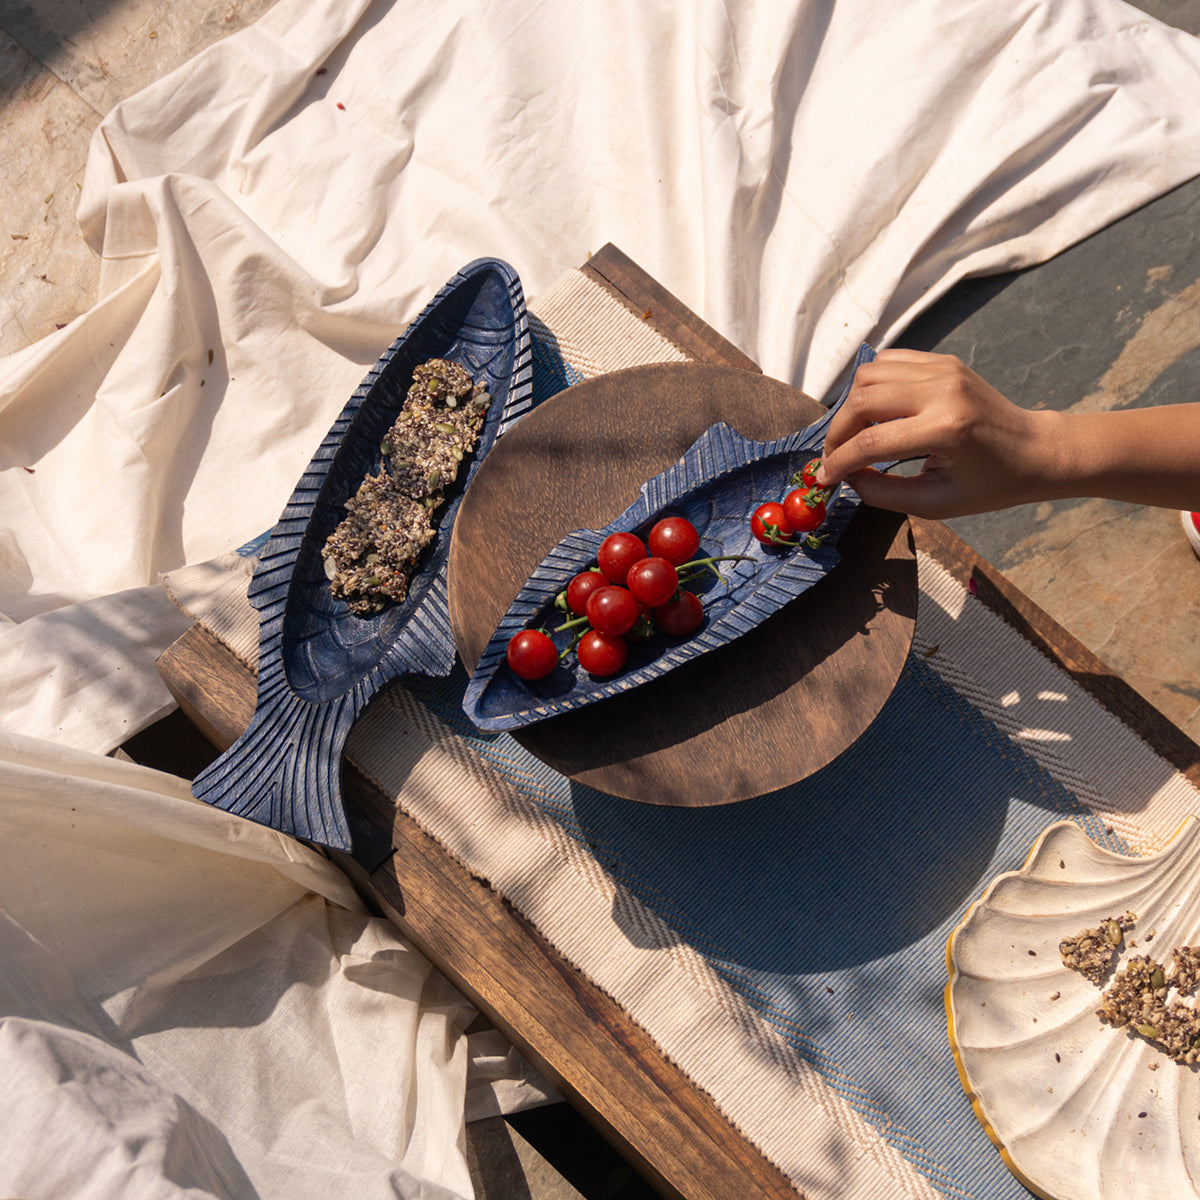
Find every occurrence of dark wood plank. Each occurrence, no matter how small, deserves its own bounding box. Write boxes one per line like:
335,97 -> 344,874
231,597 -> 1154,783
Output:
584,244 -> 761,373
342,835 -> 799,1200
159,623 -> 255,746
448,362 -> 917,804
157,624 -> 803,1200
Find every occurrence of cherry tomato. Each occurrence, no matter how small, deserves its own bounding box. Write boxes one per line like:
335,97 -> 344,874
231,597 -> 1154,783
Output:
576,629 -> 628,676
647,516 -> 700,566
750,502 -> 794,545
799,457 -> 822,487
597,531 -> 646,584
653,589 -> 703,636
565,568 -> 608,616
585,584 -> 640,636
782,488 -> 827,534
626,556 -> 679,607
506,629 -> 558,680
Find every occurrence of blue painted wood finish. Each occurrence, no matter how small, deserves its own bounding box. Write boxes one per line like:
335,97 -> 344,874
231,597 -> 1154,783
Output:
192,258 -> 533,850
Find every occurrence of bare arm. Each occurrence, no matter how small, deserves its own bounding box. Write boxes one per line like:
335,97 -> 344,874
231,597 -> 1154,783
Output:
816,349 -> 1200,519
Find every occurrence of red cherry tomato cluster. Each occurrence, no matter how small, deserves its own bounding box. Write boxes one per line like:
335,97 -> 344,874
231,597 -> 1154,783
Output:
505,516 -> 712,681
750,458 -> 833,548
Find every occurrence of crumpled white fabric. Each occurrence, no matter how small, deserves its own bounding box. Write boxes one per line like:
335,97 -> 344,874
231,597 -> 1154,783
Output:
5,0 -> 1200,750
0,729 -> 474,1199
3,0 -> 1200,1194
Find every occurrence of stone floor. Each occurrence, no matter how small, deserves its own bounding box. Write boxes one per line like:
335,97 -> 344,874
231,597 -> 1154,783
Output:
4,2 -> 1199,1197
899,168 -> 1200,745
0,0 -> 280,355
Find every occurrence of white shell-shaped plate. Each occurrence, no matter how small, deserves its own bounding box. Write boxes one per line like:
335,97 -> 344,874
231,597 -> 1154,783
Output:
946,817 -> 1200,1200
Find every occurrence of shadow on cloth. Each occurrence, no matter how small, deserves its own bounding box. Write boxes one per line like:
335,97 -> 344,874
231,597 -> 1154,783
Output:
568,654 -> 1105,976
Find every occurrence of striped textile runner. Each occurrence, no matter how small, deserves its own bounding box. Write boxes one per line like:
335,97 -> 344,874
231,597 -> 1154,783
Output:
163,266 -> 1200,1200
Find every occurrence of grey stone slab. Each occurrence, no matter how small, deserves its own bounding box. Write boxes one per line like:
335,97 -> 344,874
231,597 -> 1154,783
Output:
0,32 -> 99,351
2,0 -> 278,116
897,172 -> 1200,741
1135,0 -> 1200,33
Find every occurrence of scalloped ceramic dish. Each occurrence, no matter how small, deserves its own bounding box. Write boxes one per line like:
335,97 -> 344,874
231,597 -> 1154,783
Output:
193,257 -> 533,851
946,817 -> 1200,1200
462,346 -> 876,732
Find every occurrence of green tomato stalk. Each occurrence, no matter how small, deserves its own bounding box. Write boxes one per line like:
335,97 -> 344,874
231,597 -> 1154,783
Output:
676,553 -> 754,584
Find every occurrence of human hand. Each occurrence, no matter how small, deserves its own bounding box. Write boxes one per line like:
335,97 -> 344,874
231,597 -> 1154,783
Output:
816,349 -> 1056,518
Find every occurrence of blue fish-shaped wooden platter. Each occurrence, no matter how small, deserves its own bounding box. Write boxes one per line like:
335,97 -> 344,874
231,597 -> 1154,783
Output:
192,257 -> 533,851
462,347 -> 880,732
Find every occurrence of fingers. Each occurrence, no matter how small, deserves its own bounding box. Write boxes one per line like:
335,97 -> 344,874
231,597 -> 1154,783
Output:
819,350 -> 965,485
814,349 -> 1035,518
854,347 -> 942,367
820,396 -> 950,483
835,467 -> 916,514
820,417 -> 923,480
839,466 -> 960,520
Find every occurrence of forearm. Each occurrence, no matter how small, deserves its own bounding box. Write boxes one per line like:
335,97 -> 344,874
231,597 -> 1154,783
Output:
1038,404 -> 1200,510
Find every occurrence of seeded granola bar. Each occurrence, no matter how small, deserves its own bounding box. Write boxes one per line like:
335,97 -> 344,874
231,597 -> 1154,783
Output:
1097,950 -> 1200,1065
1170,945 -> 1200,995
323,358 -> 490,615
1058,911 -> 1136,984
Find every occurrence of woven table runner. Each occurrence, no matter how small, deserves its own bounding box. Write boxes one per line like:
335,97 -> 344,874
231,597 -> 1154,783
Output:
164,267 -> 1200,1200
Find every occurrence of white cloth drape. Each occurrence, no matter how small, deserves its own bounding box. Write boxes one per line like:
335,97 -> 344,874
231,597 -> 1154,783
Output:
4,0 -> 1200,1194
0,730 -> 475,1199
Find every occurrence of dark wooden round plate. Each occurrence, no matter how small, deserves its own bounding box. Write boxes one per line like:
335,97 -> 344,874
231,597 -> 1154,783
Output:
448,362 -> 917,806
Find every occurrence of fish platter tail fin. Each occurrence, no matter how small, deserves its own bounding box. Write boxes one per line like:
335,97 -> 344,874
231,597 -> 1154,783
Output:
192,687 -> 358,851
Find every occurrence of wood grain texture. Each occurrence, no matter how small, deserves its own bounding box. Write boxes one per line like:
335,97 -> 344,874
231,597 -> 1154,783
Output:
159,624 -> 255,747
584,244 -> 761,373
448,362 -> 917,804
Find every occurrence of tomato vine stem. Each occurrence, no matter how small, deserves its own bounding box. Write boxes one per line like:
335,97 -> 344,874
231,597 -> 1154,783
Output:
553,613 -> 591,634
677,553 -> 754,584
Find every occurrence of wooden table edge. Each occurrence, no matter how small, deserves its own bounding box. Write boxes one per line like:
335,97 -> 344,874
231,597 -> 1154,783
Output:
910,518 -> 1200,789
584,244 -> 762,374
157,626 -> 801,1200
